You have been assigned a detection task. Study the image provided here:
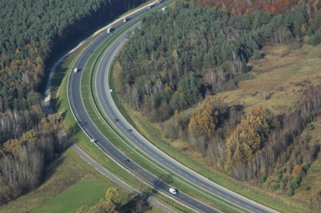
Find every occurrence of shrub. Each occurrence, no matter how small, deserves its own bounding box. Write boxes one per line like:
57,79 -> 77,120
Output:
275,170 -> 283,182
271,183 -> 280,191
280,49 -> 291,58
302,164 -> 310,173
292,165 -> 303,176
259,175 -> 267,184
280,176 -> 288,190
305,186 -> 311,191
287,42 -> 303,51
253,50 -> 264,60
307,123 -> 315,131
290,176 -> 301,189
287,188 -> 295,197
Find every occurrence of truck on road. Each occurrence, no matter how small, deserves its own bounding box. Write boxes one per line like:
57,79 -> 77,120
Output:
107,27 -> 115,34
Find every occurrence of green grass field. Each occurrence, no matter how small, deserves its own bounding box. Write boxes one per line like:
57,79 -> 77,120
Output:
32,178 -> 129,213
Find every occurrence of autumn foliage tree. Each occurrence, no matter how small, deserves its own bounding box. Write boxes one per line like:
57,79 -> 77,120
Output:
105,187 -> 122,206
188,96 -> 227,137
225,106 -> 277,172
292,165 -> 303,177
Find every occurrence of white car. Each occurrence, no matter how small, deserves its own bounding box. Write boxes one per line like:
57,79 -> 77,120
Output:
123,17 -> 128,22
74,67 -> 78,73
169,188 -> 178,195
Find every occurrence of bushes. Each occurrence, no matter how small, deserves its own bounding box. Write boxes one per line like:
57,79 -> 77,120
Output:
259,175 -> 267,184
280,176 -> 287,190
287,188 -> 294,197
290,176 -> 301,190
271,183 -> 280,191
308,27 -> 321,46
253,50 -> 264,60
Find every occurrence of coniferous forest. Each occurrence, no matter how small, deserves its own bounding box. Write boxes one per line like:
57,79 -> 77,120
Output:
0,0 -> 148,205
116,0 -> 321,209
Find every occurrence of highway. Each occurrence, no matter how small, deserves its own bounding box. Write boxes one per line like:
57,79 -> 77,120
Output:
71,145 -> 176,213
94,18 -> 279,213
68,1 -> 221,213
68,1 -> 279,213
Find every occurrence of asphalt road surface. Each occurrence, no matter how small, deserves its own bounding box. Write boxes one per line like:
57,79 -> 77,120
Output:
71,145 -> 176,213
68,1 -> 280,213
68,1 -> 222,212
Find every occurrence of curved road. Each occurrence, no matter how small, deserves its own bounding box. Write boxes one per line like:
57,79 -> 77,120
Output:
95,18 -> 279,213
68,1 -> 220,213
69,2 -> 279,213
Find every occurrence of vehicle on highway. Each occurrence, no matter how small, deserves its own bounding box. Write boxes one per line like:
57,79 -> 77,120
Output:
114,118 -> 119,122
107,27 -> 115,34
123,17 -> 129,22
169,188 -> 178,195
74,67 -> 78,73
90,138 -> 96,143
147,4 -> 155,10
128,129 -> 133,132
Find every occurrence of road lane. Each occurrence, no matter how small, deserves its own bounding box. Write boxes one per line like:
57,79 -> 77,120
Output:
69,1 -> 280,213
68,1 -> 222,212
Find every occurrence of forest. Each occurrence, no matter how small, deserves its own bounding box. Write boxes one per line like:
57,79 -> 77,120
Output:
118,1 -> 321,121
185,0 -> 321,16
0,0 -> 148,206
116,0 -> 321,209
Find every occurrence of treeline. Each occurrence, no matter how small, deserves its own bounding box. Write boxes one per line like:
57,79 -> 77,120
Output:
184,0 -> 321,16
117,2 -> 321,122
0,0 -> 149,205
0,113 -> 67,205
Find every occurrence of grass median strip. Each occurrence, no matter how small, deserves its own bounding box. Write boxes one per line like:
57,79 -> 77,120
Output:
80,9 -> 248,213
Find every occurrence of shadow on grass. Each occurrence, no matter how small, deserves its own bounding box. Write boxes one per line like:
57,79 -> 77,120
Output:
67,123 -> 82,139
42,156 -> 66,184
50,97 -> 62,113
119,194 -> 151,213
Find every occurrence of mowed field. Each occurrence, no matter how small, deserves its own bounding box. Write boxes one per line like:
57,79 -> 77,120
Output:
217,42 -> 321,115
